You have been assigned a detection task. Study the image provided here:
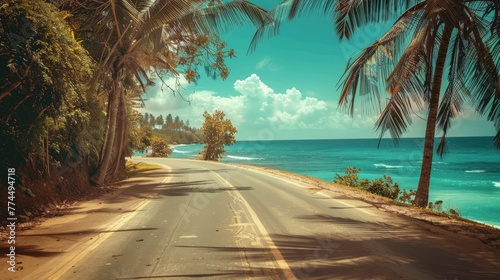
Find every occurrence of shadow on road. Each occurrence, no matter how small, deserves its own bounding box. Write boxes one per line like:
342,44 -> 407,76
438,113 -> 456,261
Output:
172,230 -> 500,280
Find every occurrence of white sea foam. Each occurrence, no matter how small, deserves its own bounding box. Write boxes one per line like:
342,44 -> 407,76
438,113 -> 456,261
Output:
173,149 -> 190,154
227,155 -> 264,161
493,182 -> 500,188
465,170 -> 486,173
374,163 -> 403,169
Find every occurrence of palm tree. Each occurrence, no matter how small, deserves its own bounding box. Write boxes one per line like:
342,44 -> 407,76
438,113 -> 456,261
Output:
59,0 -> 270,185
262,0 -> 500,206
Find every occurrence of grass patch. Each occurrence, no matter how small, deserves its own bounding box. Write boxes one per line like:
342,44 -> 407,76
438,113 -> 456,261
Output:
126,161 -> 162,177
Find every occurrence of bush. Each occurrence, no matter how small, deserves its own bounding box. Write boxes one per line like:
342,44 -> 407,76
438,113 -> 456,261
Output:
399,189 -> 416,204
333,167 -> 360,187
367,175 -> 400,199
334,167 -> 401,200
150,137 -> 172,157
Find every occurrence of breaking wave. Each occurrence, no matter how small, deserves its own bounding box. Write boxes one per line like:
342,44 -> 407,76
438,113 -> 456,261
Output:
374,163 -> 404,169
465,170 -> 486,173
227,155 -> 264,161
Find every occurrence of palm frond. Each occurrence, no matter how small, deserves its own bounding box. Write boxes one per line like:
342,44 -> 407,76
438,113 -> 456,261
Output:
248,0 -> 337,53
140,0 -> 197,37
385,27 -> 429,110
192,1 -> 271,35
462,17 -> 498,119
374,91 -> 416,144
133,0 -> 155,14
437,33 -> 472,156
338,10 -> 420,116
335,0 -> 423,40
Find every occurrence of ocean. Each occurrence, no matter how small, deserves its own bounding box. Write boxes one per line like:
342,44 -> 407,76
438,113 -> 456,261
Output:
165,137 -> 500,227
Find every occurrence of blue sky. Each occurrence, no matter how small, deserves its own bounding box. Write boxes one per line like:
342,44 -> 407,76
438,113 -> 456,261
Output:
140,0 -> 496,141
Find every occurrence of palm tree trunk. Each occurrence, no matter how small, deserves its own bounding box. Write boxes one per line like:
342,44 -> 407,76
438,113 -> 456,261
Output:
109,90 -> 128,179
414,25 -> 453,207
93,74 -> 121,185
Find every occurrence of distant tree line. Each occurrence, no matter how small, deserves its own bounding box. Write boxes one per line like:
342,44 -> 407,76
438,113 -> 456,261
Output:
143,112 -> 204,144
128,112 -> 204,157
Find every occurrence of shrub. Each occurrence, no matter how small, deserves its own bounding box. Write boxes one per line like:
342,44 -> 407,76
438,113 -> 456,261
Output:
367,175 -> 400,199
333,167 -> 360,187
399,189 -> 416,204
334,167 -> 401,200
150,137 -> 172,157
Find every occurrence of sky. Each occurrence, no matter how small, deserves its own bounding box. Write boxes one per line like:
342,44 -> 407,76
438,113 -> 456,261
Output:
139,0 -> 497,141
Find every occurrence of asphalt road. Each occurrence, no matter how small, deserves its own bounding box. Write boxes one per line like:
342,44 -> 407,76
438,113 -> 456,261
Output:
32,158 -> 500,279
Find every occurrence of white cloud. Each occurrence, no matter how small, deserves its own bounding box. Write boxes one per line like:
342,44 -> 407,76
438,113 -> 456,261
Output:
188,91 -> 246,128
256,56 -> 271,69
138,75 -> 191,114
255,56 -> 281,71
140,73 -> 381,139
232,74 -> 332,130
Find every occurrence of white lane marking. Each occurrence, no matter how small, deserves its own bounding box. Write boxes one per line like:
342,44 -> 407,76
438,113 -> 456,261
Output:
179,235 -> 198,238
35,170 -> 173,280
211,171 -> 298,280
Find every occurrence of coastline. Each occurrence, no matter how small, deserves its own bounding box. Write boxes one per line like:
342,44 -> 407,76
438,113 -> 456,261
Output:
230,161 -> 500,249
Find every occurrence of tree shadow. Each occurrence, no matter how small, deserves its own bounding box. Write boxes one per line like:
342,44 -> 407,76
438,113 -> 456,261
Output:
21,227 -> 159,238
14,245 -> 64,258
171,230 -> 500,279
328,205 -> 375,210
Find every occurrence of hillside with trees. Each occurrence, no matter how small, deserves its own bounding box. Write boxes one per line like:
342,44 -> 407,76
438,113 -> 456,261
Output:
128,111 -> 204,157
144,112 -> 204,145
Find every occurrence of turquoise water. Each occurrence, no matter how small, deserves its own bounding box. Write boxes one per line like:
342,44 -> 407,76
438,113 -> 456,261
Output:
162,137 -> 500,227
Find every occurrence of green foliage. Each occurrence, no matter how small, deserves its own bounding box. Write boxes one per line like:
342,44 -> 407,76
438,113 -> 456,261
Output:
333,167 -> 360,187
0,0 -> 97,174
128,110 -> 153,155
150,137 -> 172,158
366,175 -> 400,200
201,110 -> 237,161
399,189 -> 416,204
334,167 -> 401,200
129,112 -> 203,155
177,34 -> 237,83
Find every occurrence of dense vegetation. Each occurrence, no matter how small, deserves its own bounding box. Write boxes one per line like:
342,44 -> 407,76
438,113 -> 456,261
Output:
334,167 -> 406,201
0,0 -> 269,219
334,166 -> 462,217
144,112 -> 204,145
128,112 -> 203,157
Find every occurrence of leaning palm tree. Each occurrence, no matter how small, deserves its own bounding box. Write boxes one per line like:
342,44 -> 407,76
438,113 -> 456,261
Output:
59,0 -> 270,185
261,0 -> 500,206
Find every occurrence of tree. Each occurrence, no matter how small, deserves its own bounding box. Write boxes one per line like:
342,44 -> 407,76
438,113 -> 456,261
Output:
201,110 -> 237,161
265,0 -> 500,207
174,116 -> 181,131
129,110 -> 153,154
60,0 -> 271,185
166,114 -> 174,130
150,136 -> 172,157
156,115 -> 164,129
149,114 -> 156,128
144,113 -> 150,127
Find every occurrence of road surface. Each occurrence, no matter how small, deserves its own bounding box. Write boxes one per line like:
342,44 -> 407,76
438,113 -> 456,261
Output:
19,158 -> 500,279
